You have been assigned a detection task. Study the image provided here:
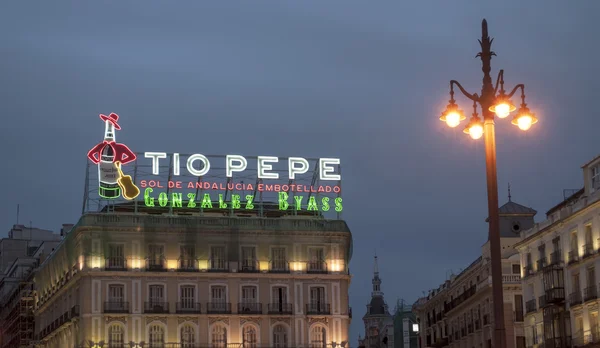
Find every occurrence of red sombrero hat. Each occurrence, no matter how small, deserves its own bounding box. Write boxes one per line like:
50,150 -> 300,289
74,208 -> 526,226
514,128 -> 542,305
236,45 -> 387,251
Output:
99,113 -> 121,130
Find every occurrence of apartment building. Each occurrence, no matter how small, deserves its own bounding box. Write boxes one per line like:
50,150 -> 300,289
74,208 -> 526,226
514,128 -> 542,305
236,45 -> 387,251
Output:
413,198 -> 536,348
32,206 -> 353,348
516,154 -> 600,348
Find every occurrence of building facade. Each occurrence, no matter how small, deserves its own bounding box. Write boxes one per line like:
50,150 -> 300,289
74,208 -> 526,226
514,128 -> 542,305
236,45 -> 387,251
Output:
358,256 -> 394,348
413,199 -> 535,348
32,209 -> 353,348
392,300 -> 418,348
0,224 -> 63,348
516,155 -> 600,348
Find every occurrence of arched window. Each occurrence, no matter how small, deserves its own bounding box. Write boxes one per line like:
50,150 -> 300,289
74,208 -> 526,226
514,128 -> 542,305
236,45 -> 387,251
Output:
273,324 -> 288,348
181,324 -> 196,348
310,325 -> 327,348
108,324 -> 124,348
243,325 -> 258,348
212,324 -> 228,348
149,324 -> 165,348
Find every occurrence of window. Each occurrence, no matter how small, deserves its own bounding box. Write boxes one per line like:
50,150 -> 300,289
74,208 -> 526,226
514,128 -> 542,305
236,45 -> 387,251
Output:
241,247 -> 257,270
516,336 -> 526,348
309,326 -> 327,348
272,286 -> 288,305
210,246 -> 226,270
180,324 -> 195,348
588,267 -> 596,288
512,264 -> 520,274
211,324 -> 227,348
242,286 -> 257,304
108,284 -> 125,312
107,243 -> 125,269
271,247 -> 287,271
243,325 -> 258,348
308,248 -> 325,271
571,232 -> 578,252
526,253 -> 532,267
149,324 -> 165,348
210,285 -> 227,312
148,244 -> 165,268
591,312 -> 599,341
273,324 -> 288,348
108,324 -> 124,348
180,285 -> 195,310
180,245 -> 195,269
149,285 -> 165,304
592,165 -> 600,190
573,273 -> 581,291
309,286 -> 326,313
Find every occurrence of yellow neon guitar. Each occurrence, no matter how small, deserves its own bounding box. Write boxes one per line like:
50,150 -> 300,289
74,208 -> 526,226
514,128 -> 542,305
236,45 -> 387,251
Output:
114,161 -> 140,200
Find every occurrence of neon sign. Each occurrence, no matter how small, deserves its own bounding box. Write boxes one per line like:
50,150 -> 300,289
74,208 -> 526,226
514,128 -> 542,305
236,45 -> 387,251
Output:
87,113 -> 140,200
85,113 -> 343,212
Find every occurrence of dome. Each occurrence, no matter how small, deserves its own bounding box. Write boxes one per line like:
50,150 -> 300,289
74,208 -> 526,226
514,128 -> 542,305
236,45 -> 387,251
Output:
369,296 -> 389,315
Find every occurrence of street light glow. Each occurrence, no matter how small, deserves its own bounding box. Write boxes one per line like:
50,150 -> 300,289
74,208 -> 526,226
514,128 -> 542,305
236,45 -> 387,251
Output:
445,111 -> 462,128
492,102 -> 511,118
469,124 -> 484,139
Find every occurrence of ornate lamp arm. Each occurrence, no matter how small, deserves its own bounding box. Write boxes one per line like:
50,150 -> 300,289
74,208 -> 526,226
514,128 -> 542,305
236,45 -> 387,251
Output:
493,70 -> 504,95
450,80 -> 479,102
506,84 -> 525,99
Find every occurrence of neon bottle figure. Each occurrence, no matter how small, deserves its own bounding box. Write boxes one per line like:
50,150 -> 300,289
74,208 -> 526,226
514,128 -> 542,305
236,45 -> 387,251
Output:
98,120 -> 120,197
87,113 -> 137,199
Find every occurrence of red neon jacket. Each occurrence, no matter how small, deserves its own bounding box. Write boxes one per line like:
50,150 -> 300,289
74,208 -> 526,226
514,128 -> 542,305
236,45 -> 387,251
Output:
87,141 -> 136,165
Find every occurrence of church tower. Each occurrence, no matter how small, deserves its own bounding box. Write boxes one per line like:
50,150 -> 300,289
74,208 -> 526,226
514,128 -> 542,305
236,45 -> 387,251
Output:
359,255 -> 394,348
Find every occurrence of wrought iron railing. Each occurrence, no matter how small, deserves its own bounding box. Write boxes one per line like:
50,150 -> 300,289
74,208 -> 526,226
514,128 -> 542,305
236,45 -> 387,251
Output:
239,259 -> 260,273
267,303 -> 293,314
206,302 -> 231,314
306,303 -> 331,315
208,259 -> 229,272
176,301 -> 201,314
307,260 -> 328,273
269,260 -> 290,273
145,257 -> 167,271
144,301 -> 169,313
104,301 -> 129,313
238,302 -> 262,314
178,258 -> 198,271
105,256 -> 127,270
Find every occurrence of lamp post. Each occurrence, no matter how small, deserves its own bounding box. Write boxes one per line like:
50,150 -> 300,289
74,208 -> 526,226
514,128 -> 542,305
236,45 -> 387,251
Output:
438,19 -> 538,348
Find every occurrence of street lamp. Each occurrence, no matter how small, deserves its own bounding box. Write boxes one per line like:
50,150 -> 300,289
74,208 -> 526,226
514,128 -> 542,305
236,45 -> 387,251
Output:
438,19 -> 538,348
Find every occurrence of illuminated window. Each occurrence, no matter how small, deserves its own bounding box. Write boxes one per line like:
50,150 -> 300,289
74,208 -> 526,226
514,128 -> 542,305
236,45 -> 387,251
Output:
108,324 -> 124,348
180,324 -> 195,348
243,325 -> 258,348
211,324 -> 227,348
148,324 -> 165,348
273,324 -> 288,348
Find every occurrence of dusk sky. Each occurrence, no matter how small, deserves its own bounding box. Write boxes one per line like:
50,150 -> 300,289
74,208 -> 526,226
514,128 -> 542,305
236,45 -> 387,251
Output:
1,1 -> 599,341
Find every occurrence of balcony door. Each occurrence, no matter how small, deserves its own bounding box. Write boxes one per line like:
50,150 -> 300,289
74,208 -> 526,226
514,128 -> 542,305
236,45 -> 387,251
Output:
181,285 -> 195,310
211,285 -> 226,311
241,247 -> 256,270
109,285 -> 124,303
108,244 -> 124,268
310,286 -> 325,311
241,286 -> 257,312
149,285 -> 164,305
273,287 -> 288,304
211,246 -> 226,269
271,247 -> 286,270
148,245 -> 164,266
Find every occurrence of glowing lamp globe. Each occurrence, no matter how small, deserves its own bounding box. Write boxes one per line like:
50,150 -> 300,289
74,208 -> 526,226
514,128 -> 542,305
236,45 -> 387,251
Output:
463,117 -> 484,140
440,103 -> 465,128
512,106 -> 538,131
489,96 -> 516,118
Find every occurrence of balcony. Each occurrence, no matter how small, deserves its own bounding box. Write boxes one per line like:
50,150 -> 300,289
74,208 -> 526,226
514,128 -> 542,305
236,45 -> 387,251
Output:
268,303 -> 293,314
239,259 -> 260,273
176,302 -> 201,314
550,250 -> 562,265
523,265 -> 534,277
583,243 -> 595,258
238,302 -> 262,314
569,291 -> 582,307
144,301 -> 169,314
306,303 -> 331,315
105,257 -> 127,271
445,285 -> 477,313
537,258 -> 548,270
526,299 -> 537,314
307,260 -> 328,274
104,301 -> 129,313
145,257 -> 167,272
585,285 -> 598,302
208,259 -> 229,272
177,258 -> 198,272
269,260 -> 290,273
568,250 -> 579,265
545,288 -> 565,303
206,302 -> 231,314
